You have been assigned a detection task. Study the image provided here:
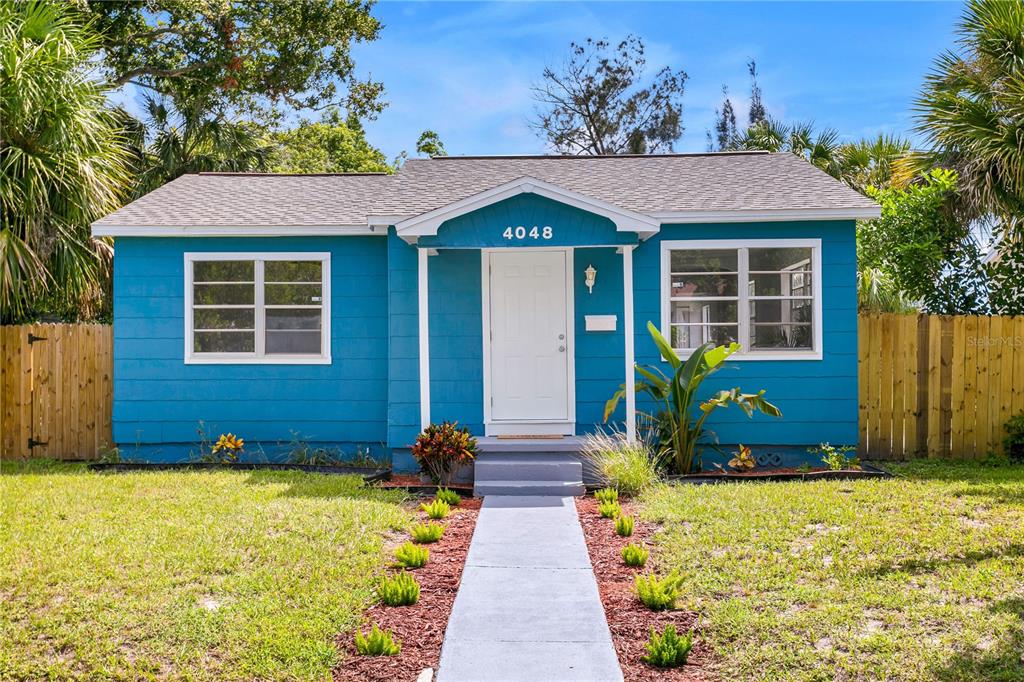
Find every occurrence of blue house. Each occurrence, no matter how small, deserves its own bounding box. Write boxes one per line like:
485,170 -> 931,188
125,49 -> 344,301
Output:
92,152 -> 879,475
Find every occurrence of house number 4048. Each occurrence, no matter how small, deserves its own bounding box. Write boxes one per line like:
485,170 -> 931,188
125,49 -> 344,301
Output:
503,225 -> 553,240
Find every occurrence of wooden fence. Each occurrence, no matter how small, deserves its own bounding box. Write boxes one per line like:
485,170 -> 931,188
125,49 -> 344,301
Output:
1,324 -> 113,460
2,316 -> 1023,461
859,313 -> 1024,460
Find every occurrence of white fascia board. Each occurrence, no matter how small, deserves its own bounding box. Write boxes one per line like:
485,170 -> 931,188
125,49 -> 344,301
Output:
650,206 -> 881,224
394,176 -> 660,244
366,215 -> 409,228
91,224 -> 383,237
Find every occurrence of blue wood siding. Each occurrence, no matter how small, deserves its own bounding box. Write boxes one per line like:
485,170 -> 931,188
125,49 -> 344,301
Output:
428,249 -> 484,434
631,220 -> 859,450
112,236 -> 389,461
574,247 -> 626,432
386,230 -> 421,453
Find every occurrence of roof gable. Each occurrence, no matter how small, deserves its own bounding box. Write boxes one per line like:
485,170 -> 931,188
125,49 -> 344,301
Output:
393,176 -> 659,244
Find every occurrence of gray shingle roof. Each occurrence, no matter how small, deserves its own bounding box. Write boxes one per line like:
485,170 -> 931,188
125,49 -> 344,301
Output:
93,152 -> 878,230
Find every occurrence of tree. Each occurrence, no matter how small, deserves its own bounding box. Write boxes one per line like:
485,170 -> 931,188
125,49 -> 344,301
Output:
707,86 -> 738,152
531,36 -> 687,155
415,130 -> 446,157
1,0 -> 130,323
270,109 -> 391,174
859,169 -> 988,314
837,134 -> 912,194
747,60 -> 766,126
132,98 -> 273,198
82,0 -> 385,126
736,118 -> 844,178
902,0 -> 1024,236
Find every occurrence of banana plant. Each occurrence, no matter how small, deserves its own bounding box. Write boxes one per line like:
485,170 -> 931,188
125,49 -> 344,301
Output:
604,322 -> 782,474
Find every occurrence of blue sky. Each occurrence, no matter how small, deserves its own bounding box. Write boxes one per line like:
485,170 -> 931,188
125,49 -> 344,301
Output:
349,1 -> 964,159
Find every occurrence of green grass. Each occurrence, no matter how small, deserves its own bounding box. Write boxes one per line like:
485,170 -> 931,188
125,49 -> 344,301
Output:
642,461 -> 1024,681
0,460 -> 410,681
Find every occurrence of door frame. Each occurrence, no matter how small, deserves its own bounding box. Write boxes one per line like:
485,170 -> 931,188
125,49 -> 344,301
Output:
481,247 -> 576,436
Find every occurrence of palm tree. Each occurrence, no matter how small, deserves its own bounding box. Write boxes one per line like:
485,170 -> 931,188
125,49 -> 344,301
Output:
1,0 -> 130,323
838,134 -> 912,194
901,0 -> 1024,236
133,98 -> 273,198
735,118 -> 845,179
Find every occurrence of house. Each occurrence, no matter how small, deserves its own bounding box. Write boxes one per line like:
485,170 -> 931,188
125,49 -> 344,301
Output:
92,152 -> 879,475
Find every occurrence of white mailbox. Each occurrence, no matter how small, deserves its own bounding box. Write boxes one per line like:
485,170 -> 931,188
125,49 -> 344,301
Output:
584,315 -> 617,332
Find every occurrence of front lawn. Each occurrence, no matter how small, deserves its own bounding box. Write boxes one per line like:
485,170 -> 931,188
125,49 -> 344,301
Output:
0,461 -> 410,681
642,461 -> 1024,681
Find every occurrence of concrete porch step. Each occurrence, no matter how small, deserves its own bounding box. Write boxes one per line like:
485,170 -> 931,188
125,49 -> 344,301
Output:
476,436 -> 584,454
473,453 -> 584,497
473,480 -> 587,497
475,453 -> 581,482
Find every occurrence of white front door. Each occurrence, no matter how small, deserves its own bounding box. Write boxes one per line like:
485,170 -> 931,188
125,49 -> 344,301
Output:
488,250 -> 571,424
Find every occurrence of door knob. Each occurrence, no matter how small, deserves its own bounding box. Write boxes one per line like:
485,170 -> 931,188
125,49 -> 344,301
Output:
558,333 -> 565,340
558,345 -> 566,352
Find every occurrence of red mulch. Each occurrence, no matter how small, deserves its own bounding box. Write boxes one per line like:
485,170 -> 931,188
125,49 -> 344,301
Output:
333,497 -> 481,681
374,474 -> 474,495
576,497 -> 715,681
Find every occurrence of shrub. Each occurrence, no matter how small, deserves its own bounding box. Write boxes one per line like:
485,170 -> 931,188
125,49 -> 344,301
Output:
354,624 -> 401,656
412,421 -> 477,484
394,542 -> 429,569
635,572 -> 683,611
582,433 -> 661,496
286,431 -> 342,465
377,571 -> 420,606
810,442 -> 860,471
435,487 -> 461,506
642,624 -> 693,668
594,487 -> 618,504
598,501 -> 621,519
728,444 -> 755,471
410,522 -> 445,543
622,544 -> 648,567
1004,412 -> 1024,463
420,499 -> 451,519
615,515 -> 634,537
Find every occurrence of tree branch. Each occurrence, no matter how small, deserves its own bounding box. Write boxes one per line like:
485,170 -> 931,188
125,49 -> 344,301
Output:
109,61 -> 216,87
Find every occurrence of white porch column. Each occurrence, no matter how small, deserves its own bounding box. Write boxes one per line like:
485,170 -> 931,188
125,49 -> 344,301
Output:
418,247 -> 431,430
622,245 -> 636,442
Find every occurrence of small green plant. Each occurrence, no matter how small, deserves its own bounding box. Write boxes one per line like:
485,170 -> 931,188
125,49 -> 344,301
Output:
420,498 -> 451,519
641,624 -> 693,668
286,431 -> 343,465
598,501 -> 621,519
1004,412 -> 1024,463
377,571 -> 420,606
394,542 -> 429,569
810,442 -> 860,471
634,572 -> 683,611
615,515 -> 635,537
796,462 -> 813,473
622,544 -> 649,567
595,487 -> 619,504
354,624 -> 401,656
410,522 -> 445,543
435,488 -> 461,506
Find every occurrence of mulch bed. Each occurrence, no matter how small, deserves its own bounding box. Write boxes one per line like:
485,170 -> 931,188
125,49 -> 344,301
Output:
334,497 -> 481,682
576,497 -> 714,681
669,463 -> 891,484
374,474 -> 474,497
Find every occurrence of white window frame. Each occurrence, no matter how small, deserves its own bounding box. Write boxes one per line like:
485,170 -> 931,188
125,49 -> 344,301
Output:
660,239 -> 823,361
184,252 -> 331,365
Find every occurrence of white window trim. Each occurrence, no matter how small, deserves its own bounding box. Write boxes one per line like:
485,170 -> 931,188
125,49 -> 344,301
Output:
659,238 -> 823,361
184,252 -> 331,365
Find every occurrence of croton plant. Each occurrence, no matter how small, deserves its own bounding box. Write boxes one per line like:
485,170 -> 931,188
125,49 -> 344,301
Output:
411,421 -> 477,484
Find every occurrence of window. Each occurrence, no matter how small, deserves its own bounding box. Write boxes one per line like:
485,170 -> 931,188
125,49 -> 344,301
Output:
661,239 -> 822,360
185,253 -> 330,364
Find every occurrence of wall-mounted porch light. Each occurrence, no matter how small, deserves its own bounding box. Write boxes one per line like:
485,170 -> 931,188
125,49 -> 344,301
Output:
584,264 -> 597,293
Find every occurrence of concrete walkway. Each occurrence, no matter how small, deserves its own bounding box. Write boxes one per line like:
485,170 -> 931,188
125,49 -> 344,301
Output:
436,496 -> 623,682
